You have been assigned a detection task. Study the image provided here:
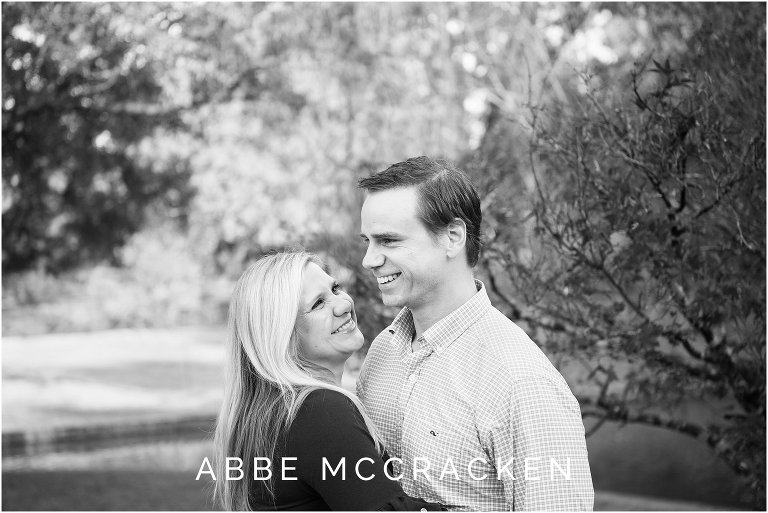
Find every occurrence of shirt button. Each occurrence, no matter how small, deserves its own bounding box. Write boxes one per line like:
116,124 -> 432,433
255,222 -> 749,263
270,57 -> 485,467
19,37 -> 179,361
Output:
408,374 -> 416,384
420,509 -> 427,512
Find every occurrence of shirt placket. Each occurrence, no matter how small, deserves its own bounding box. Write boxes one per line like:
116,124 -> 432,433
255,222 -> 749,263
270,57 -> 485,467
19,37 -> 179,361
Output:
396,338 -> 432,409
395,337 -> 433,482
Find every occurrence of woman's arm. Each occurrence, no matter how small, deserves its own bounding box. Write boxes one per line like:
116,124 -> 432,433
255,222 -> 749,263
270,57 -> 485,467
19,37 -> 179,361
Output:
287,389 -> 441,511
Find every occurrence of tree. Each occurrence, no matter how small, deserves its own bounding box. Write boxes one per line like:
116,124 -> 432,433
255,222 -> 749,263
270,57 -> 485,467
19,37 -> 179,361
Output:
2,2 -> 301,274
190,3 -> 477,276
1,3 -> 197,272
470,3 -> 765,504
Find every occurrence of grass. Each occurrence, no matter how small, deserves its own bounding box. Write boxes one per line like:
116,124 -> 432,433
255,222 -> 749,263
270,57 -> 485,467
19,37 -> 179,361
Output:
2,470 -> 218,511
2,439 -> 218,511
2,470 -> 742,511
0,437 -> 753,511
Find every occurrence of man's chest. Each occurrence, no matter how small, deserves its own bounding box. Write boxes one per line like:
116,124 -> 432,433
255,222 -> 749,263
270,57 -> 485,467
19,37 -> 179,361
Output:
363,350 -> 496,476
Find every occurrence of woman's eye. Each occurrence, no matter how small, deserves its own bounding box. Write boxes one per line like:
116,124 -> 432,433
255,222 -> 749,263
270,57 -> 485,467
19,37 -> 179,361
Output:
311,298 -> 324,310
332,283 -> 343,294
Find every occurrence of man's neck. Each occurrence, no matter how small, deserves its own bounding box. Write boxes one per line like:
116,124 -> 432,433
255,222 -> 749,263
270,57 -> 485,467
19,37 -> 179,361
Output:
410,274 -> 477,342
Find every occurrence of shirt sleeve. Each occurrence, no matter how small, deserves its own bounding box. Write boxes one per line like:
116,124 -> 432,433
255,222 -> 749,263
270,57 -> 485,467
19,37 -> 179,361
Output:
287,388 -> 439,511
488,377 -> 594,511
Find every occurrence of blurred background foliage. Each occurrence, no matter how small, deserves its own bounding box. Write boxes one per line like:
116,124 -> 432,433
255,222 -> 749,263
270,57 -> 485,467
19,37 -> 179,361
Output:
2,2 -> 765,506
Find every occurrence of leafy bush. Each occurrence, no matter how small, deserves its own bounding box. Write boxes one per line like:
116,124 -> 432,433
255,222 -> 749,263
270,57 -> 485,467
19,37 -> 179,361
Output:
2,224 -> 223,335
471,3 -> 765,505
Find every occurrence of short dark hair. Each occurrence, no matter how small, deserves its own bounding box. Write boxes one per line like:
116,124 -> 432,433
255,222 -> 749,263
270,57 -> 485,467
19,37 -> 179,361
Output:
358,156 -> 482,267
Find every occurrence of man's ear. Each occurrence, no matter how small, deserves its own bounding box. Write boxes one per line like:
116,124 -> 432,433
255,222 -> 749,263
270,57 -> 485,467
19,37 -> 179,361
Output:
443,218 -> 467,259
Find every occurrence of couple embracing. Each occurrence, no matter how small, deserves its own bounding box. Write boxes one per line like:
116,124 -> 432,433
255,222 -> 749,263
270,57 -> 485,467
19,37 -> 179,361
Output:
213,156 -> 594,511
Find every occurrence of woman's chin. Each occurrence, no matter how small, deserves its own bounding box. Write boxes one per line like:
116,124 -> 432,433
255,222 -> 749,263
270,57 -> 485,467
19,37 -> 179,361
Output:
350,328 -> 365,350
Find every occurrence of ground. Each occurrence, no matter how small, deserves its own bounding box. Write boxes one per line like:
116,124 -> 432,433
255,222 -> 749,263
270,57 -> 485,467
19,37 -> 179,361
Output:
1,327 -> 752,510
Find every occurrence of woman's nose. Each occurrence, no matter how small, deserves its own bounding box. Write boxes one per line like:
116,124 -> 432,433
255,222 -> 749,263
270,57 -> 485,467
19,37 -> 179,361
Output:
332,295 -> 353,316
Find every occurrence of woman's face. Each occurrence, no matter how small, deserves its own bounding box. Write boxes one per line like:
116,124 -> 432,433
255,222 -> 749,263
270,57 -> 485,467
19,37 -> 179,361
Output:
295,262 -> 364,369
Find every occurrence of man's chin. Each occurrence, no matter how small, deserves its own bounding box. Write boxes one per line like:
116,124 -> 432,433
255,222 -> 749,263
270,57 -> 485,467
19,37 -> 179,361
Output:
380,292 -> 404,308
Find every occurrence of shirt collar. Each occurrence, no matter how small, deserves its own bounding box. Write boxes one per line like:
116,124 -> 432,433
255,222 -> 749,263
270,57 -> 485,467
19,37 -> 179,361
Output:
387,306 -> 416,351
386,280 -> 491,354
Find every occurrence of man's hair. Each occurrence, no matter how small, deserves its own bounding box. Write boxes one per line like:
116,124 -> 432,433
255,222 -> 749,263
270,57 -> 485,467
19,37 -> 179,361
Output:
358,156 -> 482,267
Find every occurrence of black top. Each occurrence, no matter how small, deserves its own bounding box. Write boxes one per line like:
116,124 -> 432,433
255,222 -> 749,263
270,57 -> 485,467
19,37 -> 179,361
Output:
249,388 -> 440,511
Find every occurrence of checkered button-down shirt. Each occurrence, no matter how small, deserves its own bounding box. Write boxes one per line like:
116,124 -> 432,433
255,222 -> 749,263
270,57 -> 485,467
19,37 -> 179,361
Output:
357,281 -> 594,511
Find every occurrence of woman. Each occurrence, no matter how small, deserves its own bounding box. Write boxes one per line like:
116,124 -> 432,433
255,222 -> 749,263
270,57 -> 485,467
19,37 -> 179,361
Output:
213,251 -> 439,511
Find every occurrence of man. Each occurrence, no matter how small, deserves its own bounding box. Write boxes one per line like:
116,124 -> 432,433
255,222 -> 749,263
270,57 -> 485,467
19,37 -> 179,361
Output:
356,156 -> 594,511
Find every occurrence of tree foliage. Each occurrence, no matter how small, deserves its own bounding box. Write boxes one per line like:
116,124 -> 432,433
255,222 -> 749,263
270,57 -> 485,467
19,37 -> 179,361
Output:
1,3 -> 196,272
470,3 -> 765,504
189,3 -> 479,276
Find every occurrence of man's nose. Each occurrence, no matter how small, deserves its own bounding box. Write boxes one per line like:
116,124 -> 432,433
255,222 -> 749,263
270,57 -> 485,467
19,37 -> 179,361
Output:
362,244 -> 384,269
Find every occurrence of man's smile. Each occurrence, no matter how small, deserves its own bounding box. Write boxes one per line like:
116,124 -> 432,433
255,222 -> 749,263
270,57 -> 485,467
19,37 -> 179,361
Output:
377,272 -> 402,285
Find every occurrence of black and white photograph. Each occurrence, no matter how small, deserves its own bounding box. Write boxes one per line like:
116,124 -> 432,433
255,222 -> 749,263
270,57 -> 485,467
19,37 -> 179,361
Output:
2,2 -> 765,511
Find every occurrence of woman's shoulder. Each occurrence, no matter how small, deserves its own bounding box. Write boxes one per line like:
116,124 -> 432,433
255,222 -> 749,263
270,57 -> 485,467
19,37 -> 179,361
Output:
288,388 -> 367,451
298,387 -> 358,417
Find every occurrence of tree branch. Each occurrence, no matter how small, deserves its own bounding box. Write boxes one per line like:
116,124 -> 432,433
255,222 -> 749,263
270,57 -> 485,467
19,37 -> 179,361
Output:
481,256 -> 584,337
580,399 -> 705,438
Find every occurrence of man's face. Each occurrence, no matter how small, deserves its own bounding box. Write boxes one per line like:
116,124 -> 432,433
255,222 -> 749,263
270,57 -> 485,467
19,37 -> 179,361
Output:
360,187 -> 449,310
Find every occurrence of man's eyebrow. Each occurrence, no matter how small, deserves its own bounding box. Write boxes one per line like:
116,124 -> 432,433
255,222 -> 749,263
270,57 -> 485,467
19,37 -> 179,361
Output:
360,232 -> 401,240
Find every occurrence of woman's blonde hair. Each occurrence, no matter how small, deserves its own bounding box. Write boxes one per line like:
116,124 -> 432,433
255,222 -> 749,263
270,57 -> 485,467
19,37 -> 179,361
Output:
213,251 -> 381,510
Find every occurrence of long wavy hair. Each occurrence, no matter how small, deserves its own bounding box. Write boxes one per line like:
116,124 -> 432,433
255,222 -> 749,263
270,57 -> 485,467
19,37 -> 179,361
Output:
213,251 -> 382,510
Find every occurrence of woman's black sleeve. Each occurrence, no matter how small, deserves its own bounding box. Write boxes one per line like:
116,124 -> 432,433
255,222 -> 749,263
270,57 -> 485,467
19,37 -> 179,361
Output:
286,389 -> 442,511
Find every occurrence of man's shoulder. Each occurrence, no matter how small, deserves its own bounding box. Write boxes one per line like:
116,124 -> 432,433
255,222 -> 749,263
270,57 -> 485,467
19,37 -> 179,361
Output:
457,309 -> 578,419
461,306 -> 560,379
466,305 -> 537,351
